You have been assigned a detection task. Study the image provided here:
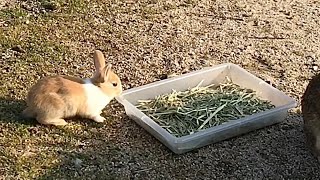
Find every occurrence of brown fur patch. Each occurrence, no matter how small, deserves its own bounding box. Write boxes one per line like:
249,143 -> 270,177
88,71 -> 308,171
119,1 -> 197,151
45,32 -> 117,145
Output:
302,73 -> 320,158
61,75 -> 85,84
93,50 -> 106,72
24,75 -> 87,124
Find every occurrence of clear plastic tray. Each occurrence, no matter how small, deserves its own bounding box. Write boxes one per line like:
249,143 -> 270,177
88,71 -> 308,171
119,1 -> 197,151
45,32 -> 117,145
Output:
116,63 -> 297,154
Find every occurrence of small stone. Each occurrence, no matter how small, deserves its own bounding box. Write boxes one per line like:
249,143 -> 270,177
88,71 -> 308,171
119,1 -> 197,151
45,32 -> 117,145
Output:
313,66 -> 318,71
241,61 -> 250,66
74,158 -> 83,168
284,11 -> 291,16
167,73 -> 178,78
238,45 -> 245,50
159,74 -> 168,80
42,1 -> 59,11
90,128 -> 98,133
11,45 -> 26,53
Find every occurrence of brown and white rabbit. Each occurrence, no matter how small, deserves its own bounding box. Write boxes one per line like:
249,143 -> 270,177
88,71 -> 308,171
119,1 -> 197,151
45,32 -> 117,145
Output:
302,73 -> 320,161
21,50 -> 122,126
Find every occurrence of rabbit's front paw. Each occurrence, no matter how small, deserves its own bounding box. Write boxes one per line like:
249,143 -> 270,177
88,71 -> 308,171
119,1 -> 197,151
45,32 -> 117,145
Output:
93,115 -> 106,123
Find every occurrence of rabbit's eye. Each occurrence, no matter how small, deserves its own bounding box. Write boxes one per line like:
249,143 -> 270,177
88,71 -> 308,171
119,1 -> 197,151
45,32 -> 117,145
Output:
112,82 -> 117,87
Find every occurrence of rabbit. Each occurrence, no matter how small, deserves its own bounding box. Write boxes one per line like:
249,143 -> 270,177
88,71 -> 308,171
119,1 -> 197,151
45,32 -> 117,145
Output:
302,73 -> 320,161
21,50 -> 122,126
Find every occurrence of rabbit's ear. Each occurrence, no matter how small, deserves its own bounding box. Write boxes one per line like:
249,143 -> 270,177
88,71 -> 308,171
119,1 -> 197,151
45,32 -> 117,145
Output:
93,50 -> 106,72
93,64 -> 112,83
103,64 -> 112,81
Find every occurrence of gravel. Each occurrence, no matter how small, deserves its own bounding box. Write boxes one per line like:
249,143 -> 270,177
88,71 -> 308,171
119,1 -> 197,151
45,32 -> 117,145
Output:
1,0 -> 320,179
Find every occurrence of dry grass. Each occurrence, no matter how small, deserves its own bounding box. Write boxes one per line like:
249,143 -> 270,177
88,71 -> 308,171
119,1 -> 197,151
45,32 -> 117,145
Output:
1,0 -> 320,179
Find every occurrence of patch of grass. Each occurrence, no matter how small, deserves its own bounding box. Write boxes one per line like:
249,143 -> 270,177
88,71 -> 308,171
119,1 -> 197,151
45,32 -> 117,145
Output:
0,0 -> 319,179
0,7 -> 27,19
0,1 -> 106,179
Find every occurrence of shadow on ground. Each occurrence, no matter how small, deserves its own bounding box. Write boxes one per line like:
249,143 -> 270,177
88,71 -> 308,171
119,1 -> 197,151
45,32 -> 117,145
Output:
0,97 -> 37,125
36,111 -> 320,179
0,97 -> 109,127
0,96 -> 319,179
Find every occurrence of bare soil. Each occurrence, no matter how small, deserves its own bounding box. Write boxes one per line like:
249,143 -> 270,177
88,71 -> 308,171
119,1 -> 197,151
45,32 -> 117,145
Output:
1,0 -> 320,179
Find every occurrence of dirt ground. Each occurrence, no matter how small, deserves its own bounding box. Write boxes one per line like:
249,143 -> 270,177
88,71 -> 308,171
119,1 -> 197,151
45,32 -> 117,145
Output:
1,0 -> 320,179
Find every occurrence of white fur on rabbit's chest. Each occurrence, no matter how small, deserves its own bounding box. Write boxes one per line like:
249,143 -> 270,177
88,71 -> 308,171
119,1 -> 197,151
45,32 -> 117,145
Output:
82,79 -> 112,114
